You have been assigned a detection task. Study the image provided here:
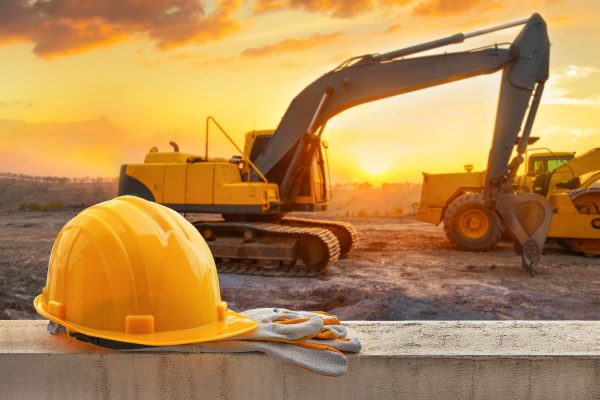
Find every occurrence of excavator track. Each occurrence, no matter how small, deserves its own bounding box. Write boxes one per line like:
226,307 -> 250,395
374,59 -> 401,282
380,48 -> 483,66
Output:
279,217 -> 359,257
192,220 -> 341,277
562,188 -> 600,256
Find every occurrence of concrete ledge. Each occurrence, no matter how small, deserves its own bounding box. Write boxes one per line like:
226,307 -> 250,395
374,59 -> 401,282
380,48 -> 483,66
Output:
1,320 -> 599,399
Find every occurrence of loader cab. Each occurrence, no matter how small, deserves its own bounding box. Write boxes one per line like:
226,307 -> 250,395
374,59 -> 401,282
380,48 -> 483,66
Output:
243,130 -> 330,211
526,152 -> 574,176
516,151 -> 576,196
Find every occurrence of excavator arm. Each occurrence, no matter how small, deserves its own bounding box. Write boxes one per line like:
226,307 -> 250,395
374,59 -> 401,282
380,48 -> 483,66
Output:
253,13 -> 552,272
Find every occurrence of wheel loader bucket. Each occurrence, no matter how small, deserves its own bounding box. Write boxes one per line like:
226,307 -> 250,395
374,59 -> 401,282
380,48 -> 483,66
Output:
495,192 -> 553,275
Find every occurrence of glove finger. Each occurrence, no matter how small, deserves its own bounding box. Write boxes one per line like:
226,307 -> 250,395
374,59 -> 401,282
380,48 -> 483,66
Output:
235,340 -> 349,377
296,311 -> 341,325
224,316 -> 324,341
242,308 -> 304,323
309,310 -> 335,317
273,317 -> 311,325
306,337 -> 362,353
326,324 -> 347,335
316,325 -> 348,339
314,331 -> 337,340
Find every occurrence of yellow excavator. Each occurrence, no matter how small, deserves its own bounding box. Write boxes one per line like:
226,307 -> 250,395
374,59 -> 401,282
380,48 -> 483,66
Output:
417,146 -> 600,256
120,14 -> 553,275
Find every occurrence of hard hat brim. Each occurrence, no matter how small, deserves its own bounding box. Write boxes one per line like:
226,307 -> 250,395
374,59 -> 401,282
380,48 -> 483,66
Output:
34,295 -> 258,346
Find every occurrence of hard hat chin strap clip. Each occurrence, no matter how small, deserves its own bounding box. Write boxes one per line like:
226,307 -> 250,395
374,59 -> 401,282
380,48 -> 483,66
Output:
47,321 -> 149,350
67,331 -> 150,350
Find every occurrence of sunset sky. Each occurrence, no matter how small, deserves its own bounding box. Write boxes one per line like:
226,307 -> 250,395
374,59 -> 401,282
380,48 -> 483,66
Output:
0,0 -> 599,183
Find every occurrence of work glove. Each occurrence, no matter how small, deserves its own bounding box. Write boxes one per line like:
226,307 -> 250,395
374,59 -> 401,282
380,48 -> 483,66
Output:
236,308 -> 361,352
129,340 -> 352,377
233,308 -> 341,342
128,308 -> 361,376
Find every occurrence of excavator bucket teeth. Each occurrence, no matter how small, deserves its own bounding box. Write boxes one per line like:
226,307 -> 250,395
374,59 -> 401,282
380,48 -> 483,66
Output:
495,193 -> 553,275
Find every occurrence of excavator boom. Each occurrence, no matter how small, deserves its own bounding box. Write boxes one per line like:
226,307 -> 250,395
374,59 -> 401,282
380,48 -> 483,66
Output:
253,13 -> 551,271
258,48 -> 516,191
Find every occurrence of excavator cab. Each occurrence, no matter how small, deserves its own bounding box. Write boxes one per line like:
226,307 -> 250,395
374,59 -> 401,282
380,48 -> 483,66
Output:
243,130 -> 330,211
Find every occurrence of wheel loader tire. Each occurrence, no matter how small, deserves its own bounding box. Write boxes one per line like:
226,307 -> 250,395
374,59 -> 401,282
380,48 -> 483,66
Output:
443,193 -> 503,251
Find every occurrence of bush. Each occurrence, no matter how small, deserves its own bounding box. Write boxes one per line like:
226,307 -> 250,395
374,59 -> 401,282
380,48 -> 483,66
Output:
392,207 -> 404,217
356,209 -> 368,217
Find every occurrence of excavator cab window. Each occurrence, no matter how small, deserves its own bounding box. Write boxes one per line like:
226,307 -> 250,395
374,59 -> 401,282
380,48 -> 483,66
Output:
298,150 -> 327,198
249,135 -> 272,162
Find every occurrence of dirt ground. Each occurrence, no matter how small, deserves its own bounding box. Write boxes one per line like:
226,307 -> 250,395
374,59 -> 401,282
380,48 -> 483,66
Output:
1,210 -> 599,320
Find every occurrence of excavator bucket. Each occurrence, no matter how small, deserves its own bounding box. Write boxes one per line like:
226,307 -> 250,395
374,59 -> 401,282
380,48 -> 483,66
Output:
495,193 -> 553,275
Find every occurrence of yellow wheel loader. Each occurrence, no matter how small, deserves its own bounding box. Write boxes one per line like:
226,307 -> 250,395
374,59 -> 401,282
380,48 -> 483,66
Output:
120,14 -> 554,275
417,147 -> 600,256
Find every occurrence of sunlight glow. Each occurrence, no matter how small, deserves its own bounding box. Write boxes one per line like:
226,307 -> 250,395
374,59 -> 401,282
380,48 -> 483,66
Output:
358,155 -> 393,177
0,1 -> 597,181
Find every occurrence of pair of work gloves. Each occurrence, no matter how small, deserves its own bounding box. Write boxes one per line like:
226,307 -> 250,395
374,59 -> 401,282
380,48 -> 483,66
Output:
130,308 -> 361,377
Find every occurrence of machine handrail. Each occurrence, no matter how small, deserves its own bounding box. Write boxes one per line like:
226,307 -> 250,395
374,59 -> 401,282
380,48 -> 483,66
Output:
205,116 -> 269,183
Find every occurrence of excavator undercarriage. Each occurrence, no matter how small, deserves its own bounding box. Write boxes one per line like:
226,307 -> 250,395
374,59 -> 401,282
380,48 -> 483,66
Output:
193,217 -> 358,277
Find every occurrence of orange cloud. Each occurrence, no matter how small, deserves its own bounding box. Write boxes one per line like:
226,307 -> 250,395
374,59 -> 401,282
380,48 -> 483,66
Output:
0,0 -> 241,58
241,32 -> 342,58
253,0 -> 562,19
411,0 -> 503,17
254,0 -> 373,18
383,23 -> 402,34
377,0 -> 413,7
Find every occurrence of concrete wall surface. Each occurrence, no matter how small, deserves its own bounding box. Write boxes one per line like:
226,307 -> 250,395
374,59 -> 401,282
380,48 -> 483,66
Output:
1,320 -> 599,400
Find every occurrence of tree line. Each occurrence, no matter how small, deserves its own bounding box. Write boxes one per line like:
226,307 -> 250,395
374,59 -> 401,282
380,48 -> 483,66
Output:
0,172 -> 118,184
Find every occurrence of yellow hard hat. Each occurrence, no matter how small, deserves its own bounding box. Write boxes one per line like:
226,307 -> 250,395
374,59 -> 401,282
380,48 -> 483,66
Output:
34,195 -> 257,347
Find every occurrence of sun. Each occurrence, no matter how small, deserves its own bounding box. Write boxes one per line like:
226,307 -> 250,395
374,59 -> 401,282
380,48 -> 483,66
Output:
358,155 -> 393,177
